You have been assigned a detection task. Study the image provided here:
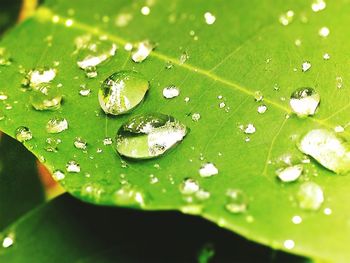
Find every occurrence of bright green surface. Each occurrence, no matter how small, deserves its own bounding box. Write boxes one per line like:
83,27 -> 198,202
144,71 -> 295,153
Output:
0,0 -> 349,261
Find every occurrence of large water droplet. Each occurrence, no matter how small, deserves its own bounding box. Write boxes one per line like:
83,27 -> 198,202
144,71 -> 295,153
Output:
30,83 -> 62,111
297,182 -> 324,211
276,164 -> 303,182
131,40 -> 155,63
225,189 -> 248,214
116,113 -> 188,159
46,117 -> 68,133
290,88 -> 320,117
23,68 -> 56,88
98,70 -> 149,115
298,129 -> 350,173
15,126 -> 32,142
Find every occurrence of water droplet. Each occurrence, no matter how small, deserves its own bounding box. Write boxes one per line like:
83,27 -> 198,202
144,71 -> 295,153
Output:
141,6 -> 150,16
324,207 -> 332,215
0,92 -> 8,101
225,189 -> 248,214
99,70 -> 149,115
2,236 -> 14,248
219,102 -> 226,109
254,91 -> 263,102
179,51 -> 189,64
298,129 -> 350,173
336,76 -> 343,89
204,12 -> 216,25
319,26 -> 330,37
79,84 -> 91,96
45,137 -> 61,152
243,124 -> 256,134
75,35 -> 117,77
15,126 -> 32,142
23,68 -> 56,88
66,160 -> 81,173
312,0 -> 326,12
301,61 -> 311,72
74,137 -> 87,150
294,39 -> 302,47
323,53 -> 330,60
131,40 -> 155,63
46,117 -> 68,133
284,239 -> 295,250
116,113 -> 188,159
114,185 -> 145,207
292,215 -> 302,224
149,174 -> 159,184
180,178 -> 200,195
279,10 -> 294,26
52,170 -> 65,181
30,83 -> 62,111
195,188 -> 211,200
165,61 -> 174,69
334,125 -> 344,133
192,113 -> 201,122
103,137 -> 113,145
290,87 -> 320,117
199,162 -> 218,178
276,164 -> 303,182
0,47 -> 12,66
163,85 -> 180,99
297,182 -> 324,211
115,13 -> 133,27
257,104 -> 267,114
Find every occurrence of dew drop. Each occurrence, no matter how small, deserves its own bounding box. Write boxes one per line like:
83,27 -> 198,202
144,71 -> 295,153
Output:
312,0 -> 326,12
45,137 -> 61,152
290,87 -> 320,117
276,164 -> 303,182
180,178 -> 200,195
199,162 -> 218,178
179,51 -> 189,64
141,6 -> 150,16
79,84 -> 91,96
297,182 -> 324,211
116,113 -> 188,159
23,68 -> 56,88
30,83 -> 62,111
163,85 -> 180,99
74,137 -> 87,150
191,113 -> 201,122
254,91 -> 263,102
257,104 -> 267,114
323,53 -> 330,60
292,215 -> 302,224
301,61 -> 311,72
334,125 -> 344,133
2,236 -> 14,248
298,129 -> 350,174
46,117 -> 68,134
98,70 -> 149,115
131,40 -> 155,63
336,76 -> 343,89
284,240 -> 295,250
114,185 -> 145,207
204,12 -> 216,25
225,189 -> 248,214
244,124 -> 256,134
52,170 -> 65,181
279,10 -> 294,26
66,160 -> 81,173
319,26 -> 330,38
103,137 -> 113,145
0,92 -> 8,101
15,126 -> 32,142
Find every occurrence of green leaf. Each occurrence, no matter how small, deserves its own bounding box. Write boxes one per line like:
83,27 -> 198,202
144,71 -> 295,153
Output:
0,134 -> 44,230
0,194 -> 309,263
0,0 -> 348,260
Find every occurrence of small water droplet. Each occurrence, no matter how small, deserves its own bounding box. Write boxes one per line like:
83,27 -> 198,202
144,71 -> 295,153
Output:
301,61 -> 311,72
149,174 -> 159,184
103,137 -> 113,145
180,178 -> 200,195
324,207 -> 332,215
257,104 -> 267,114
116,113 -> 188,159
284,239 -> 295,250
254,91 -> 263,102
0,92 -> 8,101
192,113 -> 201,122
290,87 -> 320,117
199,162 -> 218,178
45,137 -> 61,152
163,85 -> 180,99
52,170 -> 65,181
141,6 -> 150,16
165,61 -> 174,69
15,126 -> 32,142
114,185 -> 145,207
276,164 -> 303,182
66,160 -> 81,173
179,51 -> 189,64
294,39 -> 302,47
131,40 -> 155,63
279,10 -> 294,26
99,70 -> 149,115
336,76 -> 343,89
312,0 -> 326,12
0,47 -> 12,66
30,83 -> 62,111
292,215 -> 302,224
74,137 -> 87,150
46,117 -> 68,133
334,125 -> 344,133
319,26 -> 330,38
298,129 -> 350,173
204,12 -> 216,25
323,53 -> 330,60
243,124 -> 256,134
297,182 -> 324,211
2,235 -> 14,248
225,189 -> 248,214
79,84 -> 91,96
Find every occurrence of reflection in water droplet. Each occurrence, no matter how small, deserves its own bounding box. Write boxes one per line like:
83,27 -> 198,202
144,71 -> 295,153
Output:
290,87 -> 320,117
131,40 -> 155,63
180,178 -> 200,195
279,10 -> 294,26
116,113 -> 188,159
163,85 -> 180,99
99,70 -> 149,115
199,163 -> 218,178
66,160 -> 81,173
15,126 -> 32,142
298,129 -> 350,173
297,182 -> 324,211
74,137 -> 87,150
46,117 -> 68,133
225,189 -> 248,214
30,83 -> 62,111
276,165 -> 303,182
